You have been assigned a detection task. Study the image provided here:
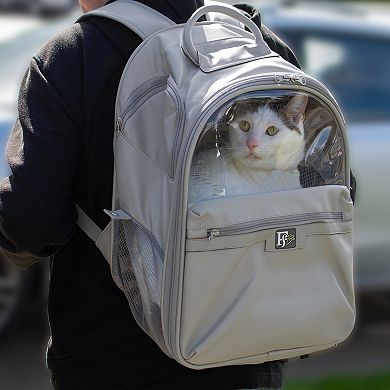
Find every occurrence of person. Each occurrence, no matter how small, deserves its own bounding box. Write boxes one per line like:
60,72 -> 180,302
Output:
0,1 -> 300,389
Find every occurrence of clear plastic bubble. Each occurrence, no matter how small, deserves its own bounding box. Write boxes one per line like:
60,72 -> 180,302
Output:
189,90 -> 345,203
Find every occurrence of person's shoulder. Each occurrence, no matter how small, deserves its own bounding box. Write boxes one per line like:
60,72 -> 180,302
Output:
33,20 -> 93,70
34,16 -> 138,72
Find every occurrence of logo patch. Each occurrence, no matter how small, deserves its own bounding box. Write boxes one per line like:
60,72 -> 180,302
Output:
275,228 -> 296,249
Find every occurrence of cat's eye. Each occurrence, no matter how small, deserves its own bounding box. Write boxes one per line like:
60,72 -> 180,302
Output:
239,120 -> 250,132
266,126 -> 279,136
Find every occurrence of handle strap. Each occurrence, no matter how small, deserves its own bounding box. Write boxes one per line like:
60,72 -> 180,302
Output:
182,3 -> 265,66
76,205 -> 102,242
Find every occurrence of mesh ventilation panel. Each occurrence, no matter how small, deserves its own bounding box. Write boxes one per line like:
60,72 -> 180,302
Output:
111,217 -> 168,354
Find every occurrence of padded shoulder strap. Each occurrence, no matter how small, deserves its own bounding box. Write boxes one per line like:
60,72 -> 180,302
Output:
77,0 -> 175,40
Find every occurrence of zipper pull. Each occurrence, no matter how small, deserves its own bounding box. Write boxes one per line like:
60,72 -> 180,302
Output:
208,228 -> 220,245
115,117 -> 123,136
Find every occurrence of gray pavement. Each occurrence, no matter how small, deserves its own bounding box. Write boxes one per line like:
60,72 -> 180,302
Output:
0,308 -> 51,390
286,322 -> 390,380
287,293 -> 390,380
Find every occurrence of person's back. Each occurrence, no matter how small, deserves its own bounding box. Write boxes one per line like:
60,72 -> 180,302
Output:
0,1 -> 300,388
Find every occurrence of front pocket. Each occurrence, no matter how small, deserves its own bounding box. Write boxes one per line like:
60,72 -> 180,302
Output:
117,75 -> 184,176
179,185 -> 355,366
201,211 -> 345,245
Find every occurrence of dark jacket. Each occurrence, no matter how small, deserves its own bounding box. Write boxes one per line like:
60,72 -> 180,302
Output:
0,1 -> 300,389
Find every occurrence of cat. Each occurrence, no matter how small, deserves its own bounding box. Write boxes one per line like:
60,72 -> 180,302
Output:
188,94 -> 308,203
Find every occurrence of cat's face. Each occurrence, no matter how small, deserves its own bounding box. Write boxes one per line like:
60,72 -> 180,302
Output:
224,95 -> 308,170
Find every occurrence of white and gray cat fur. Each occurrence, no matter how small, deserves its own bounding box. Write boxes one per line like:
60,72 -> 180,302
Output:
188,95 -> 308,203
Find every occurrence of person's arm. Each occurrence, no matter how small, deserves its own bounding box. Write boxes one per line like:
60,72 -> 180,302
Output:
0,40 -> 82,269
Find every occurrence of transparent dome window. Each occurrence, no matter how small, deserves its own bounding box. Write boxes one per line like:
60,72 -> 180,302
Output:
188,90 -> 345,204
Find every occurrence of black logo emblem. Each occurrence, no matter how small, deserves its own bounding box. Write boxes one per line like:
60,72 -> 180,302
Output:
275,228 -> 296,249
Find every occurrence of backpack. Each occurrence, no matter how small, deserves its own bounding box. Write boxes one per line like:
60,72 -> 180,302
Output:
77,0 -> 355,369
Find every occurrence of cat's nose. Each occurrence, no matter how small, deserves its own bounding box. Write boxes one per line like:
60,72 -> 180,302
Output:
247,141 -> 258,152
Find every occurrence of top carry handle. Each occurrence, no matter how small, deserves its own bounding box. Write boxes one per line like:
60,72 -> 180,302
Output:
182,4 -> 266,64
181,4 -> 272,72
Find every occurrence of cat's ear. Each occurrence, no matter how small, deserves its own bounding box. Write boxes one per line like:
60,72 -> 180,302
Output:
284,95 -> 308,126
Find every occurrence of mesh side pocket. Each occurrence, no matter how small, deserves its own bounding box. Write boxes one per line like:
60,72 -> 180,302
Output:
111,217 -> 168,354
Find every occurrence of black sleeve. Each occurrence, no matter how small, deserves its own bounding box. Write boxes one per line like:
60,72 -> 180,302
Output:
0,41 -> 82,268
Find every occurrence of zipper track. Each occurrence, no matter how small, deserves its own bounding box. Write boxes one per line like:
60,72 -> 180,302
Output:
117,75 -> 184,178
117,75 -> 169,131
167,77 -> 185,176
170,74 -> 346,169
206,211 -> 344,241
165,73 -> 349,356
195,75 -> 344,139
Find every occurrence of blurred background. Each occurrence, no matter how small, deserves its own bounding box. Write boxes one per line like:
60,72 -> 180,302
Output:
0,0 -> 389,389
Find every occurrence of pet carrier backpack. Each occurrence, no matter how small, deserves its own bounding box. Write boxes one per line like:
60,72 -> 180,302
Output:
77,0 -> 355,369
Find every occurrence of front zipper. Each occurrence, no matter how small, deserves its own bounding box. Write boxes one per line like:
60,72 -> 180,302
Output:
165,73 -> 348,356
170,73 -> 345,169
206,211 -> 345,244
167,77 -> 185,176
116,74 -> 170,135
